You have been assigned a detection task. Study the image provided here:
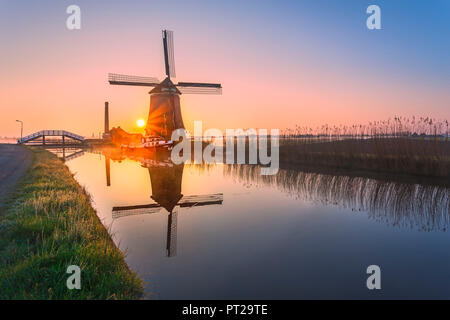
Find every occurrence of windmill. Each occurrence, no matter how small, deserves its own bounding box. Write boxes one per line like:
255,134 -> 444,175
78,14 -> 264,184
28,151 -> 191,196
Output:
108,30 -> 222,141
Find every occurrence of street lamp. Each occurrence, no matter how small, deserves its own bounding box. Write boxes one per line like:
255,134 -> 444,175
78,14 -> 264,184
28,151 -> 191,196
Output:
16,120 -> 23,141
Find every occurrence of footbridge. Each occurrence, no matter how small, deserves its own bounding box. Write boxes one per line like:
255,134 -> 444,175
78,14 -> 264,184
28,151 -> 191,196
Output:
17,130 -> 85,145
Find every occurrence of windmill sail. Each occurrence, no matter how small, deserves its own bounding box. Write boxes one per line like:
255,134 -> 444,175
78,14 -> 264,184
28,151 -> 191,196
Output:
163,30 -> 176,78
109,73 -> 159,87
166,211 -> 177,257
110,193 -> 223,219
176,82 -> 222,94
178,193 -> 223,207
112,204 -> 161,219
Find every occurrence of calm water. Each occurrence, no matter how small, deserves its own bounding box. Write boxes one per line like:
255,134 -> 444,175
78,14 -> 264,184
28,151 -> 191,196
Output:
64,150 -> 450,299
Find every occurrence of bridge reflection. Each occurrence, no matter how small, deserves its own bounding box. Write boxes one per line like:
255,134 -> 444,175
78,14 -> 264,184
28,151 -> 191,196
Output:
45,146 -> 85,162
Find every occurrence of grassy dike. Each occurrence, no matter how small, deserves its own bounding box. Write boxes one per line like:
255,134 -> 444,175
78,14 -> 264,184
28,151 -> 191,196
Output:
0,147 -> 144,299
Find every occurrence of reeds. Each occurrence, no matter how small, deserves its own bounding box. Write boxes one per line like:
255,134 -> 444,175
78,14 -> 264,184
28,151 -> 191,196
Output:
280,116 -> 448,140
278,117 -> 449,178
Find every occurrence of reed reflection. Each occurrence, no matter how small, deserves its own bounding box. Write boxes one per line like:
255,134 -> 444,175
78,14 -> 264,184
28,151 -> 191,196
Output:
103,149 -> 223,257
224,164 -> 450,231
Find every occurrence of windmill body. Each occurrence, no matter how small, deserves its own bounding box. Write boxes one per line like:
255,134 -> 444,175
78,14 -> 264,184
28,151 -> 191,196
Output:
146,79 -> 184,140
109,30 -> 222,143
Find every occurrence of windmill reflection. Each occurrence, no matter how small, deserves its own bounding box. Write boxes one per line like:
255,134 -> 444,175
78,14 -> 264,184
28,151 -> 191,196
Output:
106,151 -> 223,257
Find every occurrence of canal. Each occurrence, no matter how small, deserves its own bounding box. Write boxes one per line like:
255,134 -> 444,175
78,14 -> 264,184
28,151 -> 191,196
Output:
65,150 -> 450,299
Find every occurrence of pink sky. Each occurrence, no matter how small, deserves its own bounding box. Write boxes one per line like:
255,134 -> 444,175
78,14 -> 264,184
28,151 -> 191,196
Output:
1,1 -> 449,137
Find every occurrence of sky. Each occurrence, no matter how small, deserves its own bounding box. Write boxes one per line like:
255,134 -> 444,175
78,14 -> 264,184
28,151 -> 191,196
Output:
1,0 -> 449,137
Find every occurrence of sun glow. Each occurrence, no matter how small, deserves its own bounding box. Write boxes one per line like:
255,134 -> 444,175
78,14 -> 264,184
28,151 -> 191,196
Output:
137,119 -> 145,127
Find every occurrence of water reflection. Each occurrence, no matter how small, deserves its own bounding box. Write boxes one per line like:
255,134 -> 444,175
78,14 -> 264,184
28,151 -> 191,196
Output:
105,157 -> 111,186
45,146 -> 85,162
101,147 -> 449,234
224,164 -> 450,231
64,149 -> 450,298
104,150 -> 223,257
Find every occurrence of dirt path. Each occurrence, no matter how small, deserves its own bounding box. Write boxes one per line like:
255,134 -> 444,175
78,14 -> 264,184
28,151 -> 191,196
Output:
0,144 -> 32,209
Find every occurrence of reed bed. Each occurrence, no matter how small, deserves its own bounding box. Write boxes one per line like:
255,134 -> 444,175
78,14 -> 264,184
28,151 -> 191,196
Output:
0,148 -> 143,299
278,117 -> 449,178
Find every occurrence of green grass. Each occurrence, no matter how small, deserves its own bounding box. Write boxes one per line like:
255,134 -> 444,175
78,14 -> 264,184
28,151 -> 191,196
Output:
0,147 -> 144,299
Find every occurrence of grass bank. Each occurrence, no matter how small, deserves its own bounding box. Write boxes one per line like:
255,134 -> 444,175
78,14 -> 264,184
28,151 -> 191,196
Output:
0,147 -> 143,299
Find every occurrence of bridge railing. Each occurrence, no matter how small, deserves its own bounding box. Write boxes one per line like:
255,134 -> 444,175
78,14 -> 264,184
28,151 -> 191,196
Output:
18,131 -> 42,143
18,130 -> 85,144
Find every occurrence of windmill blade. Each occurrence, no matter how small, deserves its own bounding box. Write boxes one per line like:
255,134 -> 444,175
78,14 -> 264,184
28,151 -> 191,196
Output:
162,30 -> 176,78
166,212 -> 177,257
112,203 -> 161,219
178,193 -> 223,207
176,82 -> 222,95
108,73 -> 159,87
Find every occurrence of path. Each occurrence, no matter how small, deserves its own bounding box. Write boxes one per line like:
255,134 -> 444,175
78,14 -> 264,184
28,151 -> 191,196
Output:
0,144 -> 32,209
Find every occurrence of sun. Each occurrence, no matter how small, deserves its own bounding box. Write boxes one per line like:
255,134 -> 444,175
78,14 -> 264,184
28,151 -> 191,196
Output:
136,119 -> 145,128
